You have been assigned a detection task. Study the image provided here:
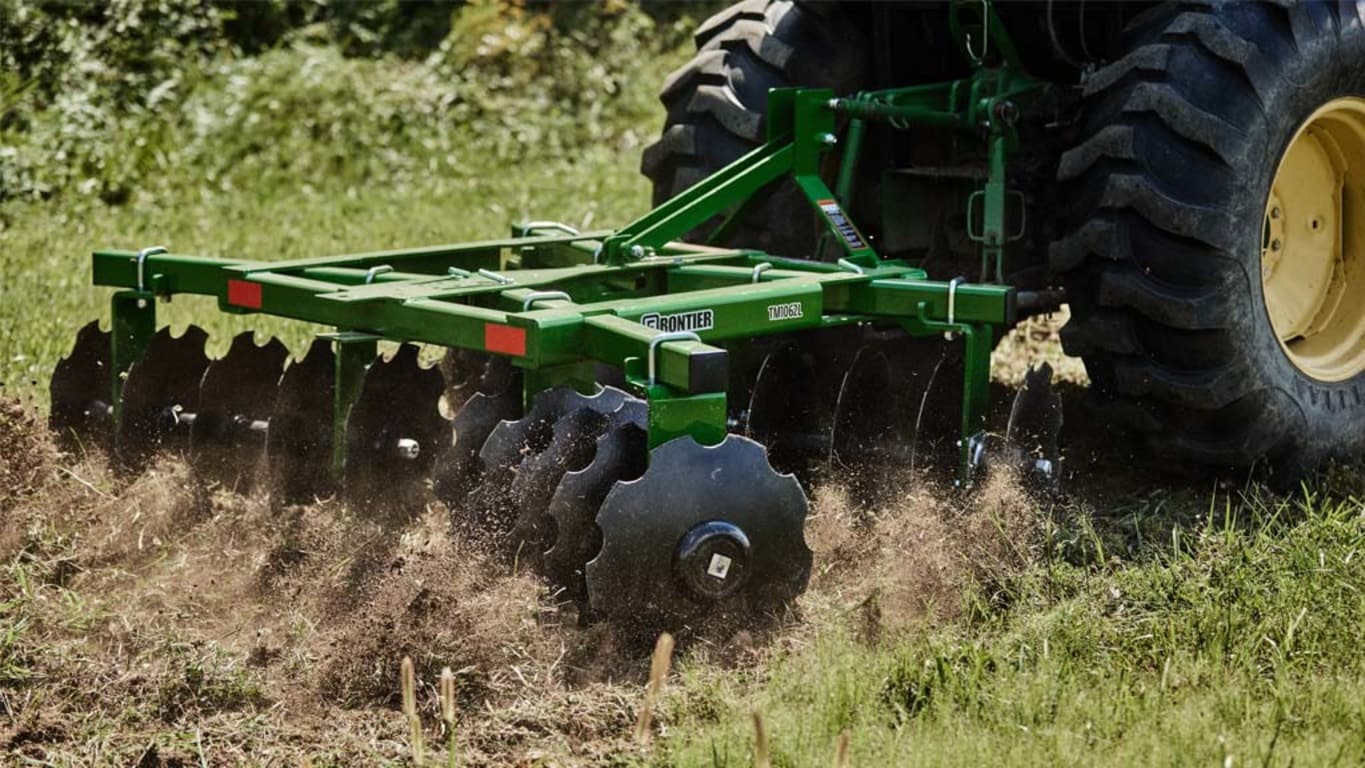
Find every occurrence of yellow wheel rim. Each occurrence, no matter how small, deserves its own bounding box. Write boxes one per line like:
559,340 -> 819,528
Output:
1262,97 -> 1365,381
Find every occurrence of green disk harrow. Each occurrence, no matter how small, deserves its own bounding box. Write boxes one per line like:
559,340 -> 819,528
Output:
51,87 -> 1046,633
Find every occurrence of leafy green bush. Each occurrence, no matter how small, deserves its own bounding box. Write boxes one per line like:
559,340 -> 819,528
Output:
0,0 -> 707,205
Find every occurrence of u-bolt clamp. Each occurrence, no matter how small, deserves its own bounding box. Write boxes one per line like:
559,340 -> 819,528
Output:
522,290 -> 572,311
964,0 -> 989,64
363,265 -> 393,284
135,246 -> 168,293
522,221 -> 581,237
648,331 -> 702,387
945,276 -> 965,339
751,262 -> 773,283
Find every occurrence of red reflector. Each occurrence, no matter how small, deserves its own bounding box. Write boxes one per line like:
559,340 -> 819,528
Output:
226,279 -> 262,309
484,323 -> 527,356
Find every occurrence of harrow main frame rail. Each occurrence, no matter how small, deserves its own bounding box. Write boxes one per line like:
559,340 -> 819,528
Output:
61,85 -> 1025,630
89,88 -> 1016,470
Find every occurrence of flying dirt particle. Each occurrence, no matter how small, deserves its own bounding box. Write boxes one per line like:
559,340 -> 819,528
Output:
316,511 -> 563,711
802,467 -> 1045,640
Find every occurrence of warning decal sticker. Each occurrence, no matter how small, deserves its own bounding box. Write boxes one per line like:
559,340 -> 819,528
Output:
817,199 -> 869,251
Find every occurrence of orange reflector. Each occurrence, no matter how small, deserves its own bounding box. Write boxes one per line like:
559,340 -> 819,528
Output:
227,279 -> 262,309
484,323 -> 526,356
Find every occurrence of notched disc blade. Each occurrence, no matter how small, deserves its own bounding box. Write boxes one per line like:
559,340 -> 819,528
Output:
190,332 -> 288,483
745,346 -> 827,471
267,339 -> 336,503
505,388 -> 634,563
829,347 -> 895,468
585,435 -> 810,633
49,320 -> 114,453
1006,363 -> 1062,462
440,349 -> 520,417
117,325 -> 211,470
974,363 -> 1063,487
462,387 -> 588,537
434,388 -> 521,510
544,414 -> 647,601
343,344 -> 447,505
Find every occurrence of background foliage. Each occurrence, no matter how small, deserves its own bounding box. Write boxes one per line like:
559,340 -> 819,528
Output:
0,0 -> 706,206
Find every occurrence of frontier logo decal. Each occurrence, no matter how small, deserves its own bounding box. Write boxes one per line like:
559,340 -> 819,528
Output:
640,309 -> 714,333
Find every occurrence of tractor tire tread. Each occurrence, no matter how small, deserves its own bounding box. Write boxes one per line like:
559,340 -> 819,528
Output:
1049,0 -> 1364,470
641,0 -> 866,253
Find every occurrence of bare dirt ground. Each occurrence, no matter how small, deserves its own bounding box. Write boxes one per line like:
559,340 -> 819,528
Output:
0,409 -> 1074,765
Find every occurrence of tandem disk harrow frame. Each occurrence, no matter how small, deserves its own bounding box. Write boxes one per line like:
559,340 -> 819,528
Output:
55,87 -> 1025,630
91,89 -> 1014,469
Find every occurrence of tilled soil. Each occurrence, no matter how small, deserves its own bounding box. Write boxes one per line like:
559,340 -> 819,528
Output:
0,381 -> 1126,765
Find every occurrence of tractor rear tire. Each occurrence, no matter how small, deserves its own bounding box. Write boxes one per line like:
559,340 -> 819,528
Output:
1052,1 -> 1365,476
640,0 -> 867,257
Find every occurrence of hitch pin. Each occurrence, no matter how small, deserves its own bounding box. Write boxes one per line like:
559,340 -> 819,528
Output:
751,263 -> 772,283
836,258 -> 865,275
477,268 -> 515,285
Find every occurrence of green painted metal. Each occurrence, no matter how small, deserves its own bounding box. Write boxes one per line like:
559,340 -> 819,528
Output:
326,332 -> 379,476
88,65 -> 1034,478
109,290 -> 155,432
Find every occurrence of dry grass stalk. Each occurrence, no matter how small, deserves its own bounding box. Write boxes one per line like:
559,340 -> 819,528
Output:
752,711 -> 771,768
401,656 -> 425,766
634,632 -> 675,746
440,666 -> 457,768
834,731 -> 850,768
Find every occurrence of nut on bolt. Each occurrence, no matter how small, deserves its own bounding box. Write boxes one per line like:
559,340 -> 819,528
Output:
819,132 -> 838,146
992,100 -> 1019,126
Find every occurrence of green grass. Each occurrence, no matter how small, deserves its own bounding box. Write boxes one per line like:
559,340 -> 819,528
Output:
652,490 -> 1365,766
0,142 -> 653,395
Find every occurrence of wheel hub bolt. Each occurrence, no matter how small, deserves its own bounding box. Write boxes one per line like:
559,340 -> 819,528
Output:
673,520 -> 751,602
